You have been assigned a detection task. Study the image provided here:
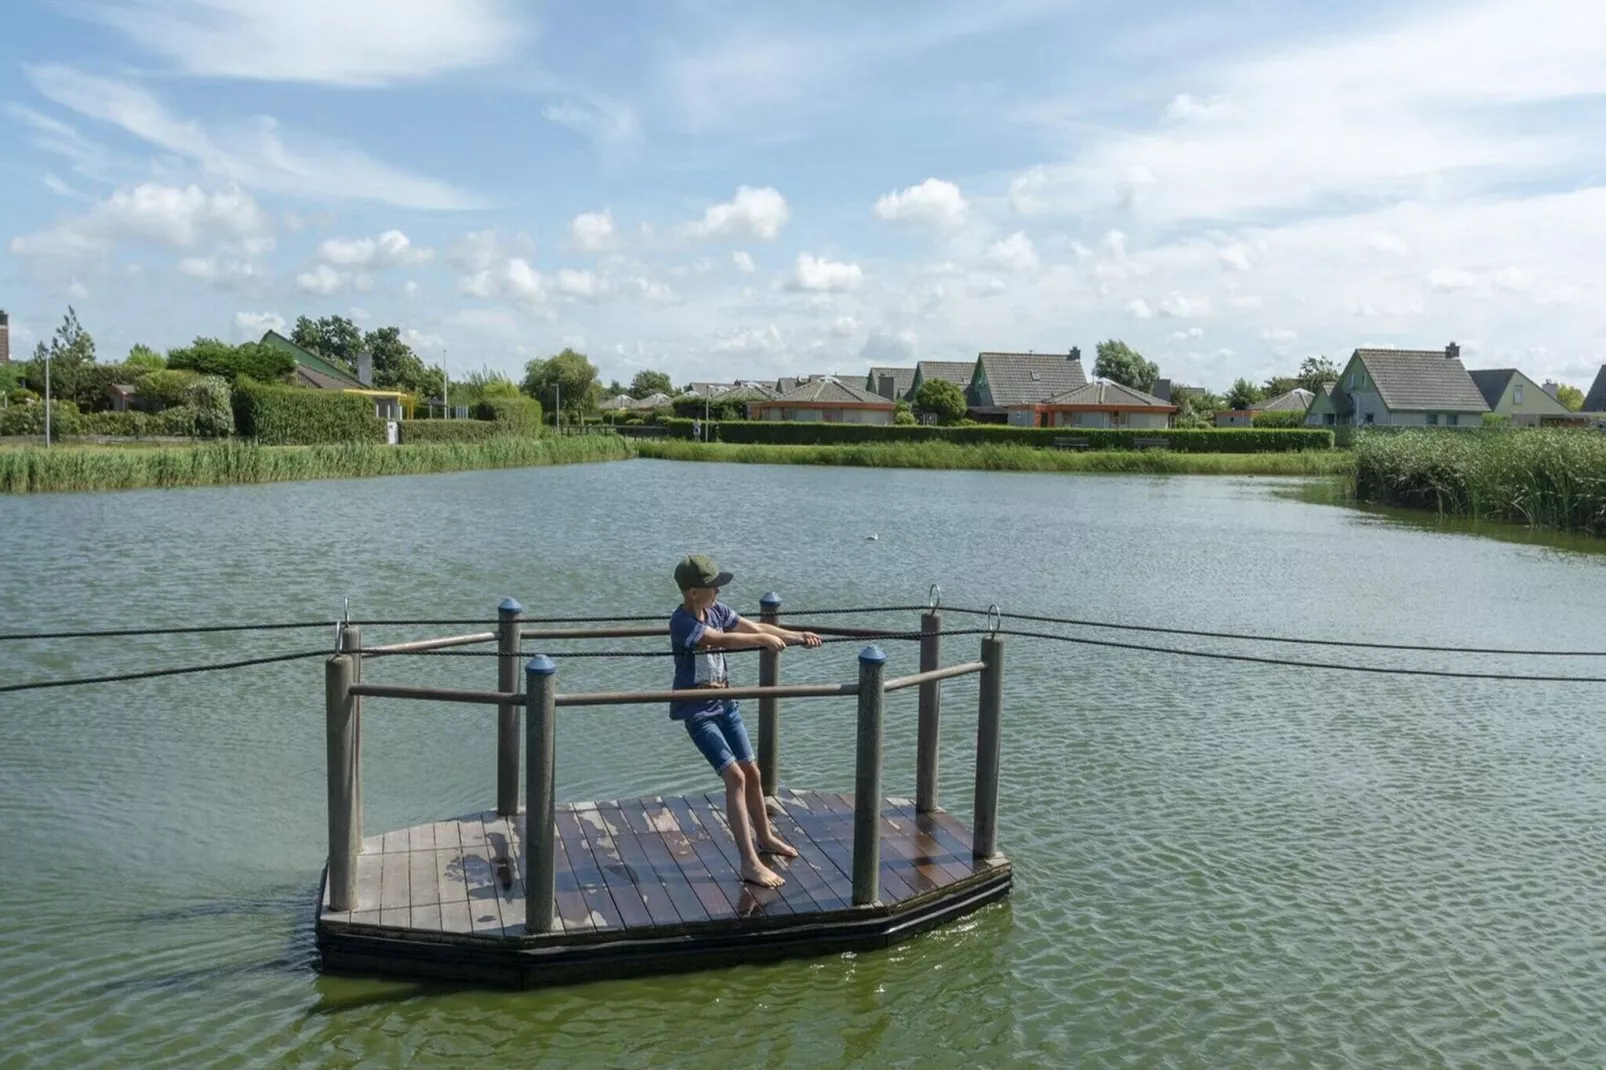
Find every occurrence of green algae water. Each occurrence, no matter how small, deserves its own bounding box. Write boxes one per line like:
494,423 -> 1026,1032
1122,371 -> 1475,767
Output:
3,461 -> 1605,1066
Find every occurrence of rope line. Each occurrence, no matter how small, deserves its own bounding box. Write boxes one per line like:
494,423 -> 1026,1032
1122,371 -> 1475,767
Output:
0,621 -> 334,641
0,650 -> 329,694
358,630 -> 961,658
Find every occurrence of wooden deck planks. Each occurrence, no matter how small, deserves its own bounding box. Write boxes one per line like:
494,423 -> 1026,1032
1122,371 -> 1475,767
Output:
697,793 -> 821,916
642,797 -> 738,921
596,801 -> 686,927
759,800 -> 849,911
572,803 -> 656,931
554,806 -> 621,931
616,798 -> 711,926
661,794 -> 786,918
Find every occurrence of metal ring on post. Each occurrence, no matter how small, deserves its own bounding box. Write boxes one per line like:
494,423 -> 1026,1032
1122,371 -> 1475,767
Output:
928,584 -> 942,610
986,604 -> 1001,636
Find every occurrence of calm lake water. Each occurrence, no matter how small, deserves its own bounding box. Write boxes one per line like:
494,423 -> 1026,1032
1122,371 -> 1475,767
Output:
4,459 -> 1606,1067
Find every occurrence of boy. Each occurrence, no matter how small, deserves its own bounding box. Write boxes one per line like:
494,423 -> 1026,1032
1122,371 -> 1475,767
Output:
671,554 -> 821,887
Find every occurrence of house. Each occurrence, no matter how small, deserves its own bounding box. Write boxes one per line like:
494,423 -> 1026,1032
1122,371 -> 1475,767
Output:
257,330 -> 409,420
865,366 -> 916,402
1309,343 -> 1488,427
1579,366 -> 1606,415
1152,379 -> 1206,404
968,349 -> 1088,425
1215,387 -> 1314,427
1467,369 -> 1575,426
627,392 -> 673,411
747,377 -> 896,423
108,383 -> 138,412
1303,382 -> 1341,426
598,393 -> 636,410
1041,380 -> 1177,429
908,361 -> 976,403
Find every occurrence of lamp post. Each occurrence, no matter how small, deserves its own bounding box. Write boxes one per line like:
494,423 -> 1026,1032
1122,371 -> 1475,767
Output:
43,350 -> 51,448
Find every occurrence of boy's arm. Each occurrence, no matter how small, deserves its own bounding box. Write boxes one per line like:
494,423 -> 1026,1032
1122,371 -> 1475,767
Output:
695,625 -> 787,652
730,617 -> 822,648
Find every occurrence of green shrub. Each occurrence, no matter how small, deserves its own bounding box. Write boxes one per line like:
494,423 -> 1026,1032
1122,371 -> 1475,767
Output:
55,363 -> 147,412
671,395 -> 747,420
474,396 -> 543,435
233,378 -> 385,445
657,419 -> 1333,452
0,400 -> 83,436
184,376 -> 234,437
136,369 -> 203,410
168,338 -> 296,384
80,410 -> 157,436
1251,410 -> 1308,429
398,420 -> 503,443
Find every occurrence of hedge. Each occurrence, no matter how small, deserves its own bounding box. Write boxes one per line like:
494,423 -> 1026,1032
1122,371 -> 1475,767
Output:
475,396 -> 543,435
0,400 -> 84,436
233,379 -> 385,445
658,419 -> 1334,452
398,420 -> 504,444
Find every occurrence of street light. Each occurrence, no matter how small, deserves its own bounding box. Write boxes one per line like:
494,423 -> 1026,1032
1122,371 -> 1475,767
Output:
43,350 -> 51,448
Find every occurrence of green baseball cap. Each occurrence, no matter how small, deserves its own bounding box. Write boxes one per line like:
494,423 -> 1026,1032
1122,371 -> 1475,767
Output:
675,554 -> 733,590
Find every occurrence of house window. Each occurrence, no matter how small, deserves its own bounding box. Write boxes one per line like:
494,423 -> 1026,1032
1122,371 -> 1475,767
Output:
1346,372 -> 1354,389
1364,413 -> 1375,425
1514,384 -> 1524,404
1427,413 -> 1438,425
1446,414 -> 1458,427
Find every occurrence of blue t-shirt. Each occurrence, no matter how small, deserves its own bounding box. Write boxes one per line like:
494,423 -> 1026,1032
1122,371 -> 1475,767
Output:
669,601 -> 742,720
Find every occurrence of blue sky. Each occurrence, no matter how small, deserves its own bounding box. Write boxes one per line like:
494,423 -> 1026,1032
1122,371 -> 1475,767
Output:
3,0 -> 1604,391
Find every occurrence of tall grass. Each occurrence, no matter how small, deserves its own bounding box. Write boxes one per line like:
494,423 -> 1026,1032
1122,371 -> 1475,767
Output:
636,439 -> 1356,476
1354,428 -> 1606,533
0,436 -> 634,493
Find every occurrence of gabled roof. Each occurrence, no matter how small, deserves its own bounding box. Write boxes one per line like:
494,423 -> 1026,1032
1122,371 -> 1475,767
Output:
1582,367 -> 1606,412
260,330 -> 363,387
865,366 -> 915,400
764,377 -> 894,406
1352,348 -> 1489,412
1467,369 -> 1518,410
715,384 -> 779,402
599,393 -> 635,409
1257,387 -> 1315,412
629,392 -> 673,409
975,352 -> 1088,406
914,361 -> 976,389
1044,380 -> 1176,409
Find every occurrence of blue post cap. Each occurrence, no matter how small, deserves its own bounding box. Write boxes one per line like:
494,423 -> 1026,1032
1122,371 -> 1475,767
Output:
859,645 -> 887,664
760,591 -> 782,608
499,597 -> 525,614
525,654 -> 557,676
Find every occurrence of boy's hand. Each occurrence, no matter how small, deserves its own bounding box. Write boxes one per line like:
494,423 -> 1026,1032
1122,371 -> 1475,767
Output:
752,633 -> 788,652
792,631 -> 822,648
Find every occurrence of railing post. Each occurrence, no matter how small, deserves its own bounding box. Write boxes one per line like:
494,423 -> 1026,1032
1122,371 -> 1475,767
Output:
338,624 -> 363,850
325,652 -> 358,912
973,635 -> 1005,862
852,645 -> 887,906
915,609 -> 942,813
757,591 -> 782,796
524,655 -> 558,934
496,597 -> 524,816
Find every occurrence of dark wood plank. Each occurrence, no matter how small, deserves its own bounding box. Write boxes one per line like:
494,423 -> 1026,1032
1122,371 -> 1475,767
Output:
759,800 -> 848,911
573,803 -> 655,931
597,801 -> 685,927
464,815 -> 505,935
776,791 -> 857,890
554,806 -> 621,931
923,808 -> 979,862
551,831 -> 592,935
875,810 -> 944,897
815,791 -> 918,905
699,793 -> 820,915
661,794 -> 781,919
883,799 -> 972,885
379,847 -> 410,926
643,797 -> 738,922
485,815 -> 526,934
435,841 -> 473,934
617,798 -> 711,926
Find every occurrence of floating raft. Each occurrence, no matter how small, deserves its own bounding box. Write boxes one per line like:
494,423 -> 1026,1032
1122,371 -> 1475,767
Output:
316,789 -> 1011,988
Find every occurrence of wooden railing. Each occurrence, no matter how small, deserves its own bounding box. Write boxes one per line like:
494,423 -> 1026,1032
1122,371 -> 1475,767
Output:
322,600 -> 1004,933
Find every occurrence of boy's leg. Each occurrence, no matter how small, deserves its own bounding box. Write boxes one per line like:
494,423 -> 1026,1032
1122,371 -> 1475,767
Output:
737,759 -> 798,858
720,761 -> 784,888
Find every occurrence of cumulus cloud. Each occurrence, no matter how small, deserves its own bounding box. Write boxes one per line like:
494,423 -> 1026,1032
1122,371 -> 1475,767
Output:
873,178 -> 968,228
1427,267 -> 1477,291
986,231 -> 1039,272
570,209 -> 618,252
831,316 -> 860,337
790,253 -> 863,292
732,250 -> 756,274
1126,298 -> 1155,319
1159,292 -> 1212,318
178,256 -> 261,287
859,328 -> 919,363
9,182 -> 268,261
1259,327 -> 1299,342
459,257 -> 547,305
554,269 -> 604,298
234,310 -> 284,337
1219,244 -> 1252,271
296,264 -> 348,295
684,186 -> 790,240
316,229 -> 433,268
1009,167 -> 1047,215
713,325 -> 784,355
1170,327 -> 1205,341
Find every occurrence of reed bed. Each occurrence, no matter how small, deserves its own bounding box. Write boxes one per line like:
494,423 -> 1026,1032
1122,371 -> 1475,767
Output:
636,439 -> 1355,476
1354,428 -> 1606,534
0,436 -> 634,493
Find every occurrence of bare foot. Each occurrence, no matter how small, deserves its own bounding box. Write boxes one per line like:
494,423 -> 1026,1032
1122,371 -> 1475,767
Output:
740,860 -> 786,887
757,834 -> 799,859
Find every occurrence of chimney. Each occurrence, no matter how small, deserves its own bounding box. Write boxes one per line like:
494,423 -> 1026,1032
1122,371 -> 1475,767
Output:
877,374 -> 896,400
1069,346 -> 1081,362
0,310 -> 9,366
1153,378 -> 1172,403
1543,380 -> 1560,400
355,349 -> 373,386
1445,341 -> 1461,361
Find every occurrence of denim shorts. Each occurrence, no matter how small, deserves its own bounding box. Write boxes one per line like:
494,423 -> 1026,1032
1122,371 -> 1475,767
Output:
684,701 -> 755,774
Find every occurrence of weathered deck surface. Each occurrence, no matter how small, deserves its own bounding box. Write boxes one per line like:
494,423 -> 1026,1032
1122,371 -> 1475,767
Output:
316,788 -> 1011,985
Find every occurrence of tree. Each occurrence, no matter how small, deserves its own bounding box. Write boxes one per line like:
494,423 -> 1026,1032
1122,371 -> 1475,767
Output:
1093,339 -> 1158,393
1261,376 -> 1300,398
521,348 -> 600,421
893,400 -> 916,426
126,343 -> 165,370
1557,383 -> 1585,412
362,325 -> 437,395
167,337 -> 296,383
27,306 -> 97,397
914,378 -> 968,424
629,369 -> 675,399
1225,378 -> 1263,410
290,314 -> 363,373
1297,355 -> 1340,391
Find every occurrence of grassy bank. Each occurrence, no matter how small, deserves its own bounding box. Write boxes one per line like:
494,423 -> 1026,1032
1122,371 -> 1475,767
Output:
0,435 -> 634,493
1354,429 -> 1606,534
636,439 -> 1354,476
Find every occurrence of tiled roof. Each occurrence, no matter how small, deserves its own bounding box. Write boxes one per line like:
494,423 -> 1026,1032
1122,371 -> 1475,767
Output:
865,366 -> 916,400
295,365 -> 359,391
1257,387 -> 1315,412
768,377 -> 893,405
975,352 -> 1088,406
599,393 -> 635,409
1467,369 -> 1518,411
1582,367 -> 1606,412
261,329 -> 363,387
914,361 -> 975,391
716,384 -> 779,402
1044,380 -> 1175,408
1354,349 -> 1489,412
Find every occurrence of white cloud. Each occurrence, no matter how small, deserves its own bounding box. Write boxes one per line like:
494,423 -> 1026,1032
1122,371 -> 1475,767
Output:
732,250 -> 756,274
684,186 -> 790,241
1369,232 -> 1409,255
570,210 -> 618,253
403,280 -> 420,297
873,178 -> 968,228
234,310 -> 284,337
1259,327 -> 1299,342
1159,292 -> 1212,318
178,256 -> 261,287
554,269 -> 605,298
713,325 -> 784,355
317,230 -> 433,268
791,253 -> 863,292
1009,167 -> 1047,215
9,182 -> 269,261
543,98 -> 640,147
1171,327 -> 1205,341
28,65 -> 488,210
1427,267 -> 1477,291
831,316 -> 860,337
1164,93 -> 1227,122
404,328 -> 445,351
859,328 -> 919,363
1103,229 -> 1127,258
1219,245 -> 1252,272
296,264 -> 348,295
1491,268 -> 1533,292
79,0 -> 527,87
1126,298 -> 1154,319
622,277 -> 676,303
986,231 -> 1039,272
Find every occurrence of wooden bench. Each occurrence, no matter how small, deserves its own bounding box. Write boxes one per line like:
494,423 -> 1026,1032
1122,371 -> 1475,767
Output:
1132,437 -> 1171,451
1052,436 -> 1090,451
